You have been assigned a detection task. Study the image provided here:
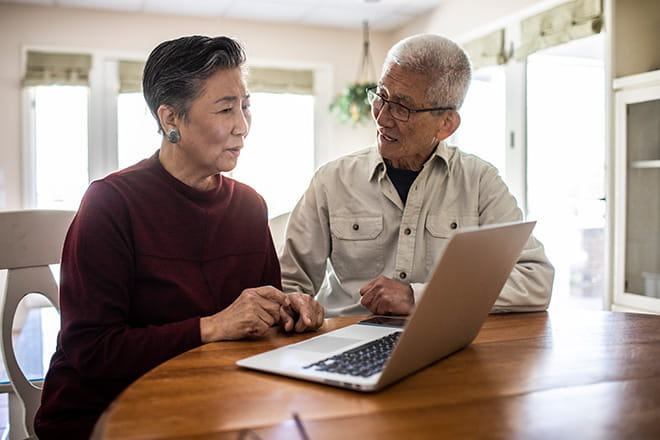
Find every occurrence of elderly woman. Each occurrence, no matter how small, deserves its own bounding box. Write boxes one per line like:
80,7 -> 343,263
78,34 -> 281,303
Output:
35,35 -> 324,439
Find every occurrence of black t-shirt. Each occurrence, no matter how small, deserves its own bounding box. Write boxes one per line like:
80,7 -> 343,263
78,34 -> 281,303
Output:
386,162 -> 421,205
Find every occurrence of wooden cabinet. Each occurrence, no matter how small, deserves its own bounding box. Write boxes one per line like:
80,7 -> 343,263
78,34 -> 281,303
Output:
607,0 -> 660,313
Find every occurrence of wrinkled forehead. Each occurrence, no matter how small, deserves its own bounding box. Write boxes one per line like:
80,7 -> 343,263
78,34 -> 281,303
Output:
378,63 -> 432,107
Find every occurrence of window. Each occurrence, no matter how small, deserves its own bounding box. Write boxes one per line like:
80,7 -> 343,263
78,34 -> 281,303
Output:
31,85 -> 89,209
526,34 -> 605,309
230,92 -> 315,218
117,92 -> 161,169
452,65 -> 506,173
24,54 -> 318,218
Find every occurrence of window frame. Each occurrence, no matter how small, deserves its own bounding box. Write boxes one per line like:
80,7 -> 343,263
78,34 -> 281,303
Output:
21,48 -> 333,209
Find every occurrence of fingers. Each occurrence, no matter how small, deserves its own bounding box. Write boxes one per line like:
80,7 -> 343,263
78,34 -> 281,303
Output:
360,290 -> 381,314
359,276 -> 385,310
284,293 -> 325,333
250,286 -> 290,308
279,304 -> 295,332
205,288 -> 324,342
358,277 -> 414,316
241,288 -> 283,323
359,276 -> 381,296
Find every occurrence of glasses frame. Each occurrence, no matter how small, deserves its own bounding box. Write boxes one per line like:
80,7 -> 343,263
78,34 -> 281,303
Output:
366,86 -> 455,122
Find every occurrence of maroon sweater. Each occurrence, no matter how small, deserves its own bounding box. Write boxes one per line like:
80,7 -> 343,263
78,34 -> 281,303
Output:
34,153 -> 281,439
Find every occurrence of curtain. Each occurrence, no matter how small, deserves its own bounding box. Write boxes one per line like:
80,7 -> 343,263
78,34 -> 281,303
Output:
22,51 -> 92,86
516,0 -> 603,59
247,67 -> 314,95
463,29 -> 508,71
119,60 -> 145,93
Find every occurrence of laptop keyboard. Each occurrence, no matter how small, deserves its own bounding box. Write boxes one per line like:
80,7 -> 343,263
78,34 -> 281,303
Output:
303,331 -> 402,377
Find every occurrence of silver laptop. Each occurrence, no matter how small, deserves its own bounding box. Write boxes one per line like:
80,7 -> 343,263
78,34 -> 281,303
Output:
237,221 -> 535,392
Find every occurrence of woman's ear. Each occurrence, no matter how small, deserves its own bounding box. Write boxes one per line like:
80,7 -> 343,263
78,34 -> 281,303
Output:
157,104 -> 177,133
435,110 -> 461,141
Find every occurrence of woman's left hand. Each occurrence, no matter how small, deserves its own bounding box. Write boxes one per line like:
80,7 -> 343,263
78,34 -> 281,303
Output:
279,293 -> 324,333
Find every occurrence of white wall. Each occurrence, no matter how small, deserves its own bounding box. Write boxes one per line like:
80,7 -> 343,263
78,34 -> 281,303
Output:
0,3 -> 391,209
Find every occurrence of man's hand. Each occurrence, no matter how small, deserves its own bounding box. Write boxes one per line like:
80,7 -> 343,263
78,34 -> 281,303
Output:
359,276 -> 414,315
279,293 -> 325,333
200,286 -> 290,342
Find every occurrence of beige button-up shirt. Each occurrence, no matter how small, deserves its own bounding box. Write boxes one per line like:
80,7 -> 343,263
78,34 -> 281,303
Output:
280,142 -> 554,316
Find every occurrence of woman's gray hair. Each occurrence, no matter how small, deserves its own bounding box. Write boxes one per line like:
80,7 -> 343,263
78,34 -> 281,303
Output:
142,35 -> 247,134
383,34 -> 472,109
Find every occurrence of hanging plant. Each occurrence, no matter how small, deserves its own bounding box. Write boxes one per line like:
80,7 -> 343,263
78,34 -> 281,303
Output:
330,21 -> 377,126
330,81 -> 376,125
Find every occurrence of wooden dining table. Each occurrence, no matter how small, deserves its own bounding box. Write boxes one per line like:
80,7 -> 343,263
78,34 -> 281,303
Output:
92,310 -> 660,439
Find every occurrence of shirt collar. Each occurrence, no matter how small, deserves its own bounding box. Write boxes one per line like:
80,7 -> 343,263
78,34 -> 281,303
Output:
368,141 -> 451,182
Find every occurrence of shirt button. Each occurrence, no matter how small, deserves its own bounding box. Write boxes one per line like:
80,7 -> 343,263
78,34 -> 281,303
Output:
399,271 -> 407,279
353,224 -> 359,230
404,227 -> 411,235
450,222 -> 458,229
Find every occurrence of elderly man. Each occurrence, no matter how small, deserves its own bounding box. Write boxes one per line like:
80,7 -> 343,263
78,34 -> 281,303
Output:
280,34 -> 554,316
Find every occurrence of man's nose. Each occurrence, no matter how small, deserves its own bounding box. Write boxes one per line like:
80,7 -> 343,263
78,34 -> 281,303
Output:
375,101 -> 395,126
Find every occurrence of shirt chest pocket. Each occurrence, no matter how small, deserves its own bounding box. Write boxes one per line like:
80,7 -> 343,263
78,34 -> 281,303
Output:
329,215 -> 384,280
424,213 -> 479,270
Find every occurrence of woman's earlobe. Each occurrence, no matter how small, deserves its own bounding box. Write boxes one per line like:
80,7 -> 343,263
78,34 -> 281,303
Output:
166,127 -> 181,144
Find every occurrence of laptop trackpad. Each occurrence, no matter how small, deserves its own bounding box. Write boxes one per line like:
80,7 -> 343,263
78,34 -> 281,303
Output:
289,336 -> 360,353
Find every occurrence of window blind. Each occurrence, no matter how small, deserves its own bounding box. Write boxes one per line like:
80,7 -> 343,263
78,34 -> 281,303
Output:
119,60 -> 145,94
22,51 -> 92,87
463,29 -> 508,71
515,0 -> 603,59
247,67 -> 314,95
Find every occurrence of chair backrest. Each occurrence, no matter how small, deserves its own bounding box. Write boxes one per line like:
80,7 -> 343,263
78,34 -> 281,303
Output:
268,212 -> 290,254
0,209 -> 76,439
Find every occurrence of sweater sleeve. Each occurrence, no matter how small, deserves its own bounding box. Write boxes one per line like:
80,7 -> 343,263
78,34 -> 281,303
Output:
59,181 -> 202,381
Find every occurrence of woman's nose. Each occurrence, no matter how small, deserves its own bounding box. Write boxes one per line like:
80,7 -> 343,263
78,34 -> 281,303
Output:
234,108 -> 250,136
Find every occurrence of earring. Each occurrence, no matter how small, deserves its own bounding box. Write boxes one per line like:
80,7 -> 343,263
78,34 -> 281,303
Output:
167,127 -> 181,144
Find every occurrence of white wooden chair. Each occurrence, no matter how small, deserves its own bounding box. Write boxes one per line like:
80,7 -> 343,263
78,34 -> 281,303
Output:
269,212 -> 290,254
0,210 -> 76,439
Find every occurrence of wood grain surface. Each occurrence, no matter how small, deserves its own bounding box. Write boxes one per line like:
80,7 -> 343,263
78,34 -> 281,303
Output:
92,310 -> 660,440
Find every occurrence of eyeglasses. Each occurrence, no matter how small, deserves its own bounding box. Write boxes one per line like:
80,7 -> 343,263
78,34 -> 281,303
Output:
366,86 -> 455,122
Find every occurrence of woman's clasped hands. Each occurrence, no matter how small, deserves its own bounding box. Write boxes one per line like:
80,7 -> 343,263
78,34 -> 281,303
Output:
200,287 -> 324,342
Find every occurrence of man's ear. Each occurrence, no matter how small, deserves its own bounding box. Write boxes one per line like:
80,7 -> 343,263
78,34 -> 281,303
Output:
157,104 -> 178,133
435,110 -> 461,141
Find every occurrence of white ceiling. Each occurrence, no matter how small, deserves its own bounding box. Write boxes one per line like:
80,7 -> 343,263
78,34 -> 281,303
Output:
0,0 -> 449,31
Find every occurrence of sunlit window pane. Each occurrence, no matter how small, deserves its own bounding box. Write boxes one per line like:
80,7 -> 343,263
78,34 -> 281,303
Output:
451,66 -> 506,173
34,86 -> 88,209
231,93 -> 315,218
527,34 -> 605,309
117,92 -> 162,169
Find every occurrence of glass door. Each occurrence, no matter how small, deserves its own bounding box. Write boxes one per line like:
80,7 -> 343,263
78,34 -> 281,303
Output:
526,34 -> 606,310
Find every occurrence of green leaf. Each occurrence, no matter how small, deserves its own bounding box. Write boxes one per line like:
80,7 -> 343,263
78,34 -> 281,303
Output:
329,81 -> 376,125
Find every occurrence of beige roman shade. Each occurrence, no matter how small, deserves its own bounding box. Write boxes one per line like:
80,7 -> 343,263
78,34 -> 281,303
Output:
463,29 -> 508,71
22,51 -> 92,86
516,0 -> 603,59
247,67 -> 314,95
119,60 -> 145,93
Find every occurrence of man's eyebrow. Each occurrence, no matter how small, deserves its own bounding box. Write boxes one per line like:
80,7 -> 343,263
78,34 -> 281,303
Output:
376,83 -> 414,105
392,93 -> 415,106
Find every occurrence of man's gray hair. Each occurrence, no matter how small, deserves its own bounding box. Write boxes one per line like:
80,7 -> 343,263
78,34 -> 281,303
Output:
384,34 -> 472,109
